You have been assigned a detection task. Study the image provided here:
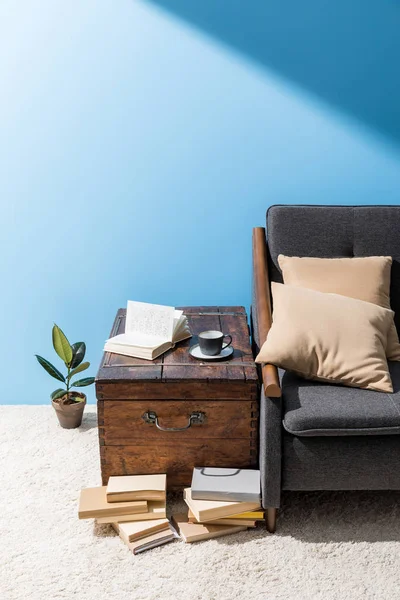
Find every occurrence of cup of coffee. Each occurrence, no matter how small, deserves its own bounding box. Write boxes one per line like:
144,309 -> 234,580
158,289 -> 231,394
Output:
198,330 -> 233,356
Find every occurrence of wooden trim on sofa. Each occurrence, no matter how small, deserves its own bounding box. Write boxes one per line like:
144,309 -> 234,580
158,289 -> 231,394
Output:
252,227 -> 281,398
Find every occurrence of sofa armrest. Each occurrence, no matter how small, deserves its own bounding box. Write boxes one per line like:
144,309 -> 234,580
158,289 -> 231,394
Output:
259,385 -> 282,508
251,227 -> 281,398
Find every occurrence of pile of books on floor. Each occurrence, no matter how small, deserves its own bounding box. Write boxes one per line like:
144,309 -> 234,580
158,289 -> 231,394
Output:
78,474 -> 178,554
78,468 -> 264,553
172,467 -> 263,543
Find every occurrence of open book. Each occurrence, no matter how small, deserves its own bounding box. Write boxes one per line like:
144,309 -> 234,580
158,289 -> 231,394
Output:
104,301 -> 191,360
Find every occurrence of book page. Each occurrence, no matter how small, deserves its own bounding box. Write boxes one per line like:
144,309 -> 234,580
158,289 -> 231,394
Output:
172,310 -> 183,335
125,301 -> 175,342
105,332 -> 167,349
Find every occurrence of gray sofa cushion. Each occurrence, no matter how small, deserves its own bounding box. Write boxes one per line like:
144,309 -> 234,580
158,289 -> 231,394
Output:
282,433 -> 400,490
267,205 -> 400,335
282,363 -> 400,436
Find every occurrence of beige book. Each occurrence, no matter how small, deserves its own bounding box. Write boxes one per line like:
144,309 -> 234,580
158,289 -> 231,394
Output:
172,512 -> 247,543
106,474 -> 166,503
183,488 -> 261,522
96,501 -> 166,524
188,508 -> 264,522
118,528 -> 176,555
78,487 -> 147,519
189,517 -> 256,527
188,516 -> 256,527
227,511 -> 265,520
113,518 -> 170,543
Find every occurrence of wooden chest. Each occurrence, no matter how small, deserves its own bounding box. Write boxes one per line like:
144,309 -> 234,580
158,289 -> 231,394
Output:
96,306 -> 259,489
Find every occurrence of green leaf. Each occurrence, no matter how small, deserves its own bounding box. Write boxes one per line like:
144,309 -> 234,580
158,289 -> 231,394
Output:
68,362 -> 90,380
52,325 -> 73,366
35,355 -> 65,382
71,377 -> 95,387
71,395 -> 85,403
51,388 -> 66,401
70,342 -> 86,368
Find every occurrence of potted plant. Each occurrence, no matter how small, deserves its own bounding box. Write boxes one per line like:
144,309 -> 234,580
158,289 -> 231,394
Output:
35,324 -> 95,429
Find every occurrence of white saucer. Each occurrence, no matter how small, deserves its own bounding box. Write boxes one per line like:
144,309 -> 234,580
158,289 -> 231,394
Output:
189,344 -> 234,361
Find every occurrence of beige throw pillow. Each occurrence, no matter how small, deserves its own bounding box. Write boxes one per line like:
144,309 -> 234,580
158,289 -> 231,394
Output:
278,255 -> 400,360
255,283 -> 393,393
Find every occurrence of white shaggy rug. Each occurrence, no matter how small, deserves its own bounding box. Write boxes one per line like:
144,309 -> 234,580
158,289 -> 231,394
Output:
1,407 -> 400,600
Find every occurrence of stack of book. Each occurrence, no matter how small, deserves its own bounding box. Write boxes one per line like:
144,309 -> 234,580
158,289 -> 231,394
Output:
78,474 -> 177,554
172,467 -> 264,543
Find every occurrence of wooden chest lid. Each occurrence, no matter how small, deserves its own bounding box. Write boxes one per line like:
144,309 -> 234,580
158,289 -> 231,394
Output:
96,306 -> 258,398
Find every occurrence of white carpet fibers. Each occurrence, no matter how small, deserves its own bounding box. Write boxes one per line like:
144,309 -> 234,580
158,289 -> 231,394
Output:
1,407 -> 400,600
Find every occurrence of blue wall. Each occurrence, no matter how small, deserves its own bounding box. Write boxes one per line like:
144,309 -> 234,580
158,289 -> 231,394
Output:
1,0 -> 400,404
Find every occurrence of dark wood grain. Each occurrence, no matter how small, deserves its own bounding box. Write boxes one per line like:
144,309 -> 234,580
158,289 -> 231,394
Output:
96,307 -> 257,385
102,400 -> 253,443
96,380 -> 258,400
219,311 -> 258,383
252,228 -> 281,397
100,439 -> 257,488
97,306 -> 259,489
162,309 -> 225,381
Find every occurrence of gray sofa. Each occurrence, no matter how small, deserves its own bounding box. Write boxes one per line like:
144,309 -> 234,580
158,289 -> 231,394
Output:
251,205 -> 400,532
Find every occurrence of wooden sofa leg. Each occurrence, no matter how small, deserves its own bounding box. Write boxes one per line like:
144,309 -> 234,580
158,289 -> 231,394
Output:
265,508 -> 277,533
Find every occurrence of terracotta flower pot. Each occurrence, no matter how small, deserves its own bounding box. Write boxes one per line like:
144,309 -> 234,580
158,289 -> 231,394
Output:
52,392 -> 86,429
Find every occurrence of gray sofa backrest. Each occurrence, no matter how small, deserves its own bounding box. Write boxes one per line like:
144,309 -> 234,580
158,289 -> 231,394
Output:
266,205 -> 400,334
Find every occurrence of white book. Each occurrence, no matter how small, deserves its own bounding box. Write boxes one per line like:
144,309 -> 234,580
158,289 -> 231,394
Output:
191,468 -> 261,503
104,301 -> 191,360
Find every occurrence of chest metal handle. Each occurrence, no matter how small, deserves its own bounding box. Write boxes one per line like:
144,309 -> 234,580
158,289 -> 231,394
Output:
141,410 -> 206,432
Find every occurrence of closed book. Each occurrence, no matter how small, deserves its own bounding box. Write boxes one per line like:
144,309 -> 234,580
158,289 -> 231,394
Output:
96,501 -> 166,524
118,528 -> 176,554
226,511 -> 265,520
191,467 -> 261,503
113,518 -> 170,543
78,487 -> 147,519
183,488 -> 261,522
189,509 -> 264,521
106,474 -> 167,503
188,517 -> 256,527
172,512 -> 247,543
187,510 -> 256,527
